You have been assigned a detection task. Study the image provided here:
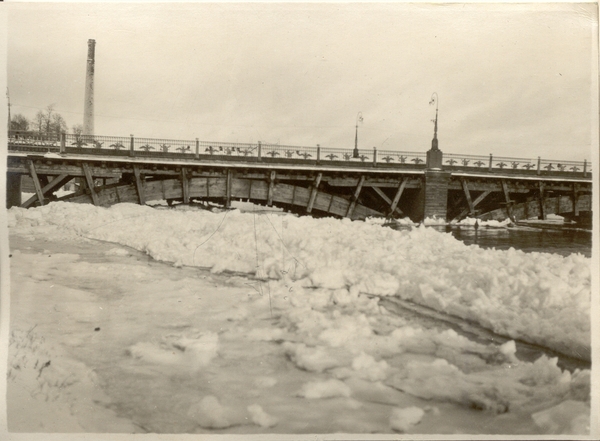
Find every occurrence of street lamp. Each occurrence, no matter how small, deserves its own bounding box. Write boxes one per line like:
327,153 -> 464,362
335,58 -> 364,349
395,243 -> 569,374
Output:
429,93 -> 439,151
353,111 -> 363,158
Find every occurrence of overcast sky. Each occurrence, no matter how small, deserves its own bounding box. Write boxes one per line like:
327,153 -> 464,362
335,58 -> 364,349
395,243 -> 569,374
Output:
6,2 -> 597,161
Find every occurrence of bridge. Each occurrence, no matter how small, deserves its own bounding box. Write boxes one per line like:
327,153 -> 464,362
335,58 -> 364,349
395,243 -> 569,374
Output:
6,130 -> 593,225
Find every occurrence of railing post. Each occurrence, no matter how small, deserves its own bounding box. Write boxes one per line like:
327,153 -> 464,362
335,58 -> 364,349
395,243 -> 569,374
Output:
60,132 -> 66,153
537,156 -> 541,175
317,145 -> 321,164
130,134 -> 135,157
488,154 -> 493,172
195,138 -> 199,159
583,159 -> 587,177
258,141 -> 262,160
373,147 -> 377,166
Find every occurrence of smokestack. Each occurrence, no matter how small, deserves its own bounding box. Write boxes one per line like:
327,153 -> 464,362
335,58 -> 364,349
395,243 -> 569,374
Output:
83,39 -> 95,137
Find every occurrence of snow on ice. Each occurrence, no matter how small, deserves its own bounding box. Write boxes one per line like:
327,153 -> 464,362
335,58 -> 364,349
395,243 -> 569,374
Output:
6,201 -> 592,434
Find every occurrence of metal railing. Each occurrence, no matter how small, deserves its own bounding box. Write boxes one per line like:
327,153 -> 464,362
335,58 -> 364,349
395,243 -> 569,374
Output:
8,130 -> 61,146
444,152 -> 589,176
7,130 -> 591,178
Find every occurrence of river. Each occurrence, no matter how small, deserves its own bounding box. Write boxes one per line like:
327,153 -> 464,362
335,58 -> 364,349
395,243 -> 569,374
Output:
391,223 -> 592,258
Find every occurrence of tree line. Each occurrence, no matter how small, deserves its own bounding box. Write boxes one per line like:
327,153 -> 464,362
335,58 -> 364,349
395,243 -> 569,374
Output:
10,105 -> 83,137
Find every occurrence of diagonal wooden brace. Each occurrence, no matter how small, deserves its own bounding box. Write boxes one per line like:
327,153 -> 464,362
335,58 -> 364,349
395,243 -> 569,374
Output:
307,173 -> 322,213
22,174 -> 71,208
82,163 -> 100,206
28,160 -> 46,206
346,175 -> 366,218
133,164 -> 146,205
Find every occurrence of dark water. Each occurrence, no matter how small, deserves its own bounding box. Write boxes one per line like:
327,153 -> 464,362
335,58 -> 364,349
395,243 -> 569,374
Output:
392,224 -> 592,258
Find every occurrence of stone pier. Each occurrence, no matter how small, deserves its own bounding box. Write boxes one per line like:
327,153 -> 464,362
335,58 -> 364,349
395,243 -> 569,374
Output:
6,173 -> 22,209
422,170 -> 451,220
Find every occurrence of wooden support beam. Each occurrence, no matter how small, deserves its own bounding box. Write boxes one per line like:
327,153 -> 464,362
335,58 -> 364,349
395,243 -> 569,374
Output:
132,165 -> 146,205
27,160 -> 46,206
267,170 -> 276,206
471,190 -> 492,210
461,179 -> 475,216
346,175 -> 366,218
389,178 -> 407,215
324,177 -> 420,189
82,163 -> 100,206
8,161 -> 122,178
538,181 -> 546,220
452,190 -> 492,221
226,169 -> 233,208
500,179 -> 514,220
181,167 -> 190,204
306,173 -> 322,213
22,174 -> 71,208
372,186 -> 392,205
371,186 -> 404,217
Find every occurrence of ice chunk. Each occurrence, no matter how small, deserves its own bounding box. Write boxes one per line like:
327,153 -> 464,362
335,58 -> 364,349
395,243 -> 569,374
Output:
390,406 -> 425,432
297,379 -> 352,399
351,352 -> 389,382
282,342 -> 344,372
532,400 -> 590,435
247,404 -> 278,428
187,395 -> 232,429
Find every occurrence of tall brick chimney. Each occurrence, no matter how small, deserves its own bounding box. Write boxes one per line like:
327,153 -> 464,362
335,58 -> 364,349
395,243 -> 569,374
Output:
83,39 -> 95,137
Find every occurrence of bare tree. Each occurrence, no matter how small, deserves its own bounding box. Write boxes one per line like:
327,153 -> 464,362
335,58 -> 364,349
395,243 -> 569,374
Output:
51,113 -> 67,136
33,110 -> 45,133
29,105 -> 69,138
72,124 -> 84,137
10,114 -> 30,131
43,105 -> 56,134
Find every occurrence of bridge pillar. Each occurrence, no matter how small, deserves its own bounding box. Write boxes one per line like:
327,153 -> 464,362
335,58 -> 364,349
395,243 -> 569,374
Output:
423,170 -> 451,221
421,125 -> 449,221
6,173 -> 22,208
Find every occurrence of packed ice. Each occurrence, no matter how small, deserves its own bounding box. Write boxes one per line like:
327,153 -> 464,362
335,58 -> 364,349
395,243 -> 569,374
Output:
6,201 -> 592,435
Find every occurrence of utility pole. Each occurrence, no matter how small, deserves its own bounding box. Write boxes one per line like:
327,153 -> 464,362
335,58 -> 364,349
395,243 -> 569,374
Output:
6,87 -> 11,133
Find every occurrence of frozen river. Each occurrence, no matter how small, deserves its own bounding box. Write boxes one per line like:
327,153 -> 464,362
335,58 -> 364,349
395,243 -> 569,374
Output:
6,202 -> 593,436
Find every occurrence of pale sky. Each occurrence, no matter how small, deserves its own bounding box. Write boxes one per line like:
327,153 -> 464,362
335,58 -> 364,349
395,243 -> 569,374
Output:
6,2 -> 598,161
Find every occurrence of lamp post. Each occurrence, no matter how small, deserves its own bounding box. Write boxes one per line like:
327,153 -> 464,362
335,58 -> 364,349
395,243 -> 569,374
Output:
353,111 -> 363,158
429,92 -> 439,151
426,92 -> 443,169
